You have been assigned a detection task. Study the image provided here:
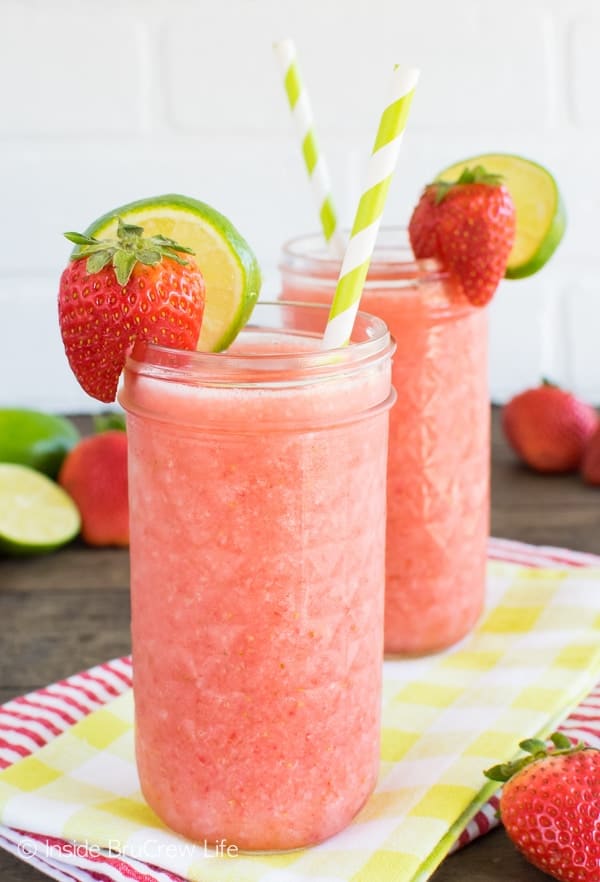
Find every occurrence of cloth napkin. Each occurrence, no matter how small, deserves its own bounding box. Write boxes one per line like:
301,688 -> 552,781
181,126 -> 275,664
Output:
1,538 -> 600,882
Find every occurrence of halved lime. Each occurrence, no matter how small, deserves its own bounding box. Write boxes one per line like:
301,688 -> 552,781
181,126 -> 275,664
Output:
435,154 -> 566,279
0,409 -> 80,479
0,464 -> 80,555
76,194 -> 261,352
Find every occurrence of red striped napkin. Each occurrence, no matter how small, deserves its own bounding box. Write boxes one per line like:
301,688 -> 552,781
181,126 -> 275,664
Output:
1,537 -> 599,882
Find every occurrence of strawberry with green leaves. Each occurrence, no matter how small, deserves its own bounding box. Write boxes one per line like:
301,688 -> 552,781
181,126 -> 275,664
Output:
409,165 -> 516,306
58,218 -> 205,403
485,733 -> 600,882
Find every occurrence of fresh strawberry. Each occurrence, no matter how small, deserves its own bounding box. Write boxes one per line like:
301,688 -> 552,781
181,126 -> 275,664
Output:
485,733 -> 600,882
58,219 -> 205,402
408,165 -> 516,306
581,424 -> 600,486
502,383 -> 598,473
59,430 -> 129,547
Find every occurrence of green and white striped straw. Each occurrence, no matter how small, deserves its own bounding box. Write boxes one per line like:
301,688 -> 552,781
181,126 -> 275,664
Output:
274,39 -> 346,259
322,64 -> 420,350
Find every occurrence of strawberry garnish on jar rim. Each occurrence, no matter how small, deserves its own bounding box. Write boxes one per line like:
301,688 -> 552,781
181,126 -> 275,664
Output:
408,165 -> 516,307
58,219 -> 205,403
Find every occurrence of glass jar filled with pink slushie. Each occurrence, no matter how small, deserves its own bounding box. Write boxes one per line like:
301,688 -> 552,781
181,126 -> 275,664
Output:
120,302 -> 395,851
280,230 -> 490,655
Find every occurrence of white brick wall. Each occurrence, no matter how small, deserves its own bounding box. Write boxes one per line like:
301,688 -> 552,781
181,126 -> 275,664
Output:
0,0 -> 598,411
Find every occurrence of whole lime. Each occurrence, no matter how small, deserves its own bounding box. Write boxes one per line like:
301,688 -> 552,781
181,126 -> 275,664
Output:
0,409 -> 80,478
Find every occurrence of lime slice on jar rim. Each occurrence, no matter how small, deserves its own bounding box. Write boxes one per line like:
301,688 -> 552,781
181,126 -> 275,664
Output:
435,154 -> 566,279
76,194 -> 262,352
0,463 -> 80,555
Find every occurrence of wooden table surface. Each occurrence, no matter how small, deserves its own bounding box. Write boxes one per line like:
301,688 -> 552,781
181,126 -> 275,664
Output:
1,408 -> 599,881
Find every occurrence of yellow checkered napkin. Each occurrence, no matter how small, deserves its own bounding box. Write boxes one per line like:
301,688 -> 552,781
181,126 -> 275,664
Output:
2,561 -> 600,882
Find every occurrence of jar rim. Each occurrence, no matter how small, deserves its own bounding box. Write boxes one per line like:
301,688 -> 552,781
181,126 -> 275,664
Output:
280,227 -> 448,285
123,301 -> 394,390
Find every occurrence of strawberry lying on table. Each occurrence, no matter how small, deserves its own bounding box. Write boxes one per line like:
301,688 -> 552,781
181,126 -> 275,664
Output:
485,733 -> 600,882
502,383 -> 598,473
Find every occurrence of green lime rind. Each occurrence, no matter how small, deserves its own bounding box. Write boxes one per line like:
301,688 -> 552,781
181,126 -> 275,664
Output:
435,153 -> 566,280
0,409 -> 80,479
0,463 -> 81,555
74,194 -> 262,352
504,187 -> 566,279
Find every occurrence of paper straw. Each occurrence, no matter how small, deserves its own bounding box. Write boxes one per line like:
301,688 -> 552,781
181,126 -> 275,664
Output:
274,39 -> 346,259
321,65 -> 420,350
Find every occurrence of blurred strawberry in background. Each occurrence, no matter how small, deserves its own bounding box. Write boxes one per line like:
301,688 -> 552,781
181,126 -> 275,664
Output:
58,429 -> 129,547
581,425 -> 600,486
502,382 -> 598,474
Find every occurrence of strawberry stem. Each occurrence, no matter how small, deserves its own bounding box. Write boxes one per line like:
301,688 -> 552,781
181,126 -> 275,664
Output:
430,165 -> 505,204
484,732 -> 585,783
64,217 -> 195,285
93,412 -> 126,433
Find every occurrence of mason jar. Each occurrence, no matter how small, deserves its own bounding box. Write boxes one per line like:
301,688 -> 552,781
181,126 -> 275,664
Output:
120,301 -> 395,850
280,231 -> 490,655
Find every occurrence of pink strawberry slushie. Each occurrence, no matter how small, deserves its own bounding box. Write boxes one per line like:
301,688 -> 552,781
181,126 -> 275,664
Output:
280,231 -> 489,655
120,302 -> 395,851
